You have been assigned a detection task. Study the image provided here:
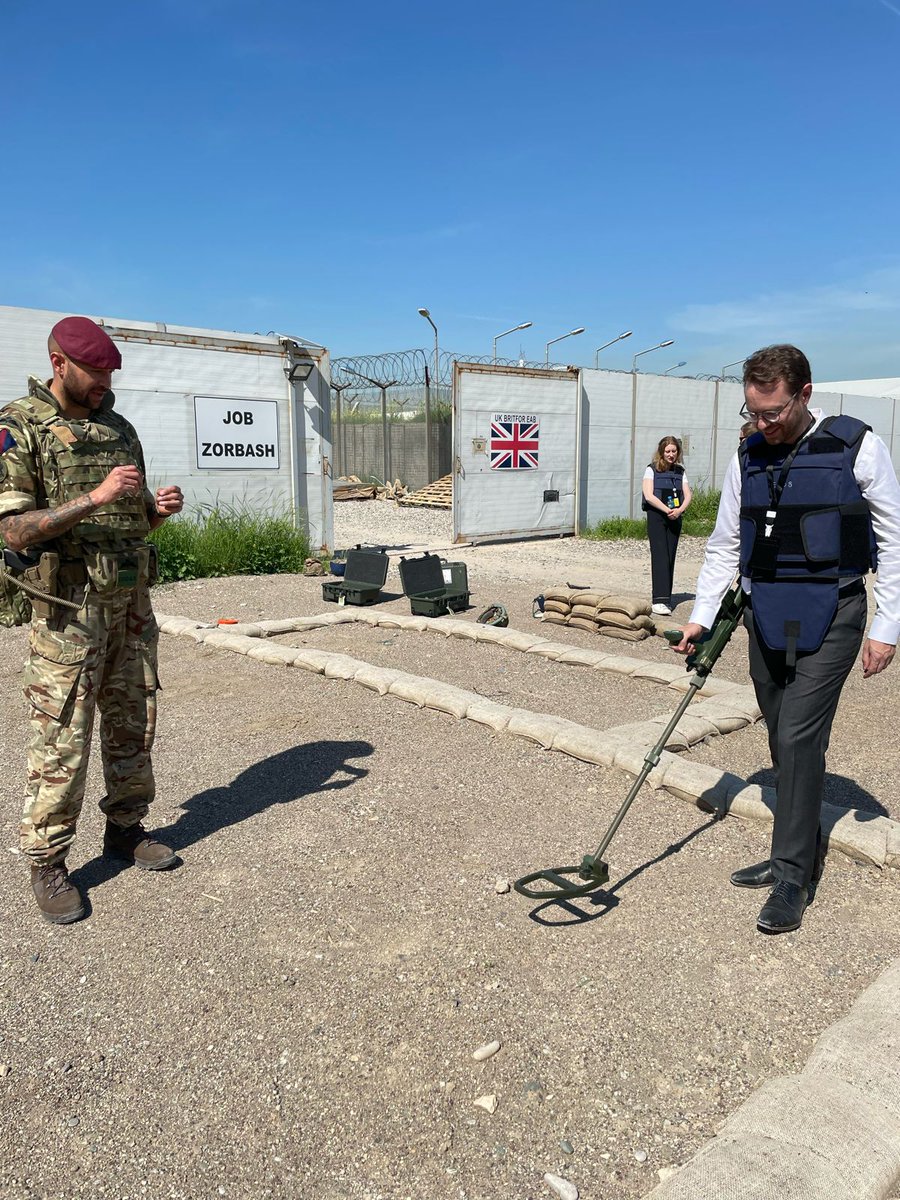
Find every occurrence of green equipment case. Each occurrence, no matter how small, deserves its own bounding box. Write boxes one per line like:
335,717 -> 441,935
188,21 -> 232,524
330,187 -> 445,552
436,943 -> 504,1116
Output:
439,558 -> 471,612
398,553 -> 471,617
322,547 -> 389,606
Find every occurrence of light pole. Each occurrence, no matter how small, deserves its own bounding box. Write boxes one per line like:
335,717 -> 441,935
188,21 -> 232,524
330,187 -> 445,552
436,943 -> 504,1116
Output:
417,308 -> 439,390
663,361 -> 687,376
632,339 -> 675,373
594,330 -> 633,369
417,309 -> 440,483
493,321 -> 532,362
342,368 -> 399,486
720,357 -> 745,381
545,326 -> 585,365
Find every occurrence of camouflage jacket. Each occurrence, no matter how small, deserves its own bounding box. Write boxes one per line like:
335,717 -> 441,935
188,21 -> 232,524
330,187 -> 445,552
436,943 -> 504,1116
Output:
0,377 -> 152,558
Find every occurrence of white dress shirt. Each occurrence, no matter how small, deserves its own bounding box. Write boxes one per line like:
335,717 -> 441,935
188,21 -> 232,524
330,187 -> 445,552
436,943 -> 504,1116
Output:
689,409 -> 900,646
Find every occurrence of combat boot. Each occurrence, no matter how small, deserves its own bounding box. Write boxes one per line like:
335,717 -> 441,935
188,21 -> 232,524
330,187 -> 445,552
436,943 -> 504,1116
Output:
103,821 -> 178,870
30,862 -> 85,925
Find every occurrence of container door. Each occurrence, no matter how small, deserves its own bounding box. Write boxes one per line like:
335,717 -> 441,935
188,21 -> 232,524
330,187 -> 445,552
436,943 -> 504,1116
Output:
452,362 -> 579,543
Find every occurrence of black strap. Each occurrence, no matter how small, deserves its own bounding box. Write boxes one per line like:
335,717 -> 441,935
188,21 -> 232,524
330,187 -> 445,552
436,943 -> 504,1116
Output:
783,619 -> 801,672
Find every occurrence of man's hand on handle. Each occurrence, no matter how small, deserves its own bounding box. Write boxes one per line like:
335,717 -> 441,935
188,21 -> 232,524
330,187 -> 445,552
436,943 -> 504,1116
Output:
671,622 -> 707,656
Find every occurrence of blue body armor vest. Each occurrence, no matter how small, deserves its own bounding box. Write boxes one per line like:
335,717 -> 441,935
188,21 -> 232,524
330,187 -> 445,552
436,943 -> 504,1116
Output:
642,463 -> 685,511
738,414 -> 876,658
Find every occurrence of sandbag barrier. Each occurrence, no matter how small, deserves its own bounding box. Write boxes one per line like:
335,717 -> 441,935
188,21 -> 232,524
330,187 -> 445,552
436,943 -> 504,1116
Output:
155,612 -> 900,872
643,953 -> 900,1199
541,585 -> 658,640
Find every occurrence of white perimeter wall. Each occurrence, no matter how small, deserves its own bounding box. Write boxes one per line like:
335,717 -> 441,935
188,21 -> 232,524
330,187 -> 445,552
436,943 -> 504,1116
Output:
578,367 -> 900,527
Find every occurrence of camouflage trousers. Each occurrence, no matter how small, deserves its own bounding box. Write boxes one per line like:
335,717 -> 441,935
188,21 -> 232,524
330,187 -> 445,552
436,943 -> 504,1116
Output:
19,583 -> 160,863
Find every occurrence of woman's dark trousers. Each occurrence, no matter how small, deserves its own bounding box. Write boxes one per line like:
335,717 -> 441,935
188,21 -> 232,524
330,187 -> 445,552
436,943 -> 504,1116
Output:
646,509 -> 682,606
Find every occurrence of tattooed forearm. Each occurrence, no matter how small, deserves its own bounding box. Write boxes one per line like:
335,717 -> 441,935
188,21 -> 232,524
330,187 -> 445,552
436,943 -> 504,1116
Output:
0,494 -> 98,552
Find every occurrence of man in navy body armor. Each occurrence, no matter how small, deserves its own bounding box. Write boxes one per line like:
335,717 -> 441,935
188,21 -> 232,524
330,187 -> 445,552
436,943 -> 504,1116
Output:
676,345 -> 900,934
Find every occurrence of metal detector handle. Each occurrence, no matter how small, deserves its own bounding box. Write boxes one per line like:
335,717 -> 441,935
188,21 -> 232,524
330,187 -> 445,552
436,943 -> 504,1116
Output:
663,580 -> 747,675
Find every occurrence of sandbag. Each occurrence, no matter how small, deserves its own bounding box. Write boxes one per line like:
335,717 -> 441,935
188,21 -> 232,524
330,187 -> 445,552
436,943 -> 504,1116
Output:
322,653 -> 364,680
568,616 -> 600,632
290,647 -> 335,674
598,625 -> 651,641
419,682 -> 472,720
543,599 -> 572,615
596,594 -> 652,619
570,591 -> 608,608
464,699 -> 512,732
596,610 -> 655,631
555,647 -> 610,667
544,586 -> 579,603
570,603 -> 599,620
551,727 -> 619,767
506,709 -> 574,749
352,664 -> 404,696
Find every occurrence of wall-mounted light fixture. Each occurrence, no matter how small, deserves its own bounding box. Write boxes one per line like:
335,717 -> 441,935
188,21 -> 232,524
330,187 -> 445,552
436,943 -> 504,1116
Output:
285,355 -> 315,382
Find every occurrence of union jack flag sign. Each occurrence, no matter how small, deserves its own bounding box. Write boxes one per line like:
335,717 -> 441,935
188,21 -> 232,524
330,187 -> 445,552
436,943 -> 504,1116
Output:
490,414 -> 540,470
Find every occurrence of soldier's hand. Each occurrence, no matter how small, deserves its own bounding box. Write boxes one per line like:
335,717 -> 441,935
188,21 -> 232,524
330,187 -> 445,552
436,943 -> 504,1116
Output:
90,465 -> 144,507
154,486 -> 184,517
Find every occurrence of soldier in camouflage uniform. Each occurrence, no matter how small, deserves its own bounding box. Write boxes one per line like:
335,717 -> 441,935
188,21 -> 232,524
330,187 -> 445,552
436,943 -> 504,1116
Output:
0,316 -> 184,924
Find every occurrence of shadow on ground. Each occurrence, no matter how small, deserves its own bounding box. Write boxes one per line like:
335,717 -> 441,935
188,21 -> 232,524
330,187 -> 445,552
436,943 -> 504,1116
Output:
746,769 -> 888,818
70,740 -> 374,902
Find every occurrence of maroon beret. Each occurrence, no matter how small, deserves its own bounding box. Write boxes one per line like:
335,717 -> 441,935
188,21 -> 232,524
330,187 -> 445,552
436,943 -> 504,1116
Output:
51,316 -> 122,370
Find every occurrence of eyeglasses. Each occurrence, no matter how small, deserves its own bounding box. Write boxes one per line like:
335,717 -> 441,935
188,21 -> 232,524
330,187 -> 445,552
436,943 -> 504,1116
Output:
739,392 -> 799,426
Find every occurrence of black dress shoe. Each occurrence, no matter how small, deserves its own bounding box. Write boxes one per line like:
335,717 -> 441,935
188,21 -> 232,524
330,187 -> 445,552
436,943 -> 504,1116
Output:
731,856 -> 824,889
757,881 -> 809,934
731,860 -> 775,888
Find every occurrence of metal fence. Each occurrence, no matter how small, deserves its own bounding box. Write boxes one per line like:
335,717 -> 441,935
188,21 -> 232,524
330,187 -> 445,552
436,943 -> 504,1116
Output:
330,347 -> 548,489
329,349 -> 746,493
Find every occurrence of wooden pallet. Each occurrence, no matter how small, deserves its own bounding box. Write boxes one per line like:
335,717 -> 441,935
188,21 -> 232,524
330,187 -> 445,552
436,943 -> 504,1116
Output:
397,474 -> 453,509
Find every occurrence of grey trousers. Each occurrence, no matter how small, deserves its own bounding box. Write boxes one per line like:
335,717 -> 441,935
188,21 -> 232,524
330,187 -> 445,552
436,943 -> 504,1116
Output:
745,587 -> 866,889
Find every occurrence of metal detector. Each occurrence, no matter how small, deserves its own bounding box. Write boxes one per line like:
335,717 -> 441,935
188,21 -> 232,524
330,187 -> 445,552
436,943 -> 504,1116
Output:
514,580 -> 747,901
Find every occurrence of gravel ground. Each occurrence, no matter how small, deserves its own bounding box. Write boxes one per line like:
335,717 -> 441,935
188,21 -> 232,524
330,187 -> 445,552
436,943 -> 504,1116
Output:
1,501 -> 898,1200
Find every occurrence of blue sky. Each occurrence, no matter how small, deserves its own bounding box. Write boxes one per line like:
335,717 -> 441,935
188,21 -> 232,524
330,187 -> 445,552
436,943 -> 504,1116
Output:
2,0 -> 900,379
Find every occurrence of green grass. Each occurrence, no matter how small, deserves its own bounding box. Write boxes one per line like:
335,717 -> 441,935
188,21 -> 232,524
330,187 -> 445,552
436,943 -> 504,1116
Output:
582,486 -> 721,541
148,504 -> 311,583
681,486 -> 721,537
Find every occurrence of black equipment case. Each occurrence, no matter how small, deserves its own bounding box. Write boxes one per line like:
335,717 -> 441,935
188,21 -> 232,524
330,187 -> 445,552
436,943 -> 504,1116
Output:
398,553 -> 471,617
322,548 -> 389,606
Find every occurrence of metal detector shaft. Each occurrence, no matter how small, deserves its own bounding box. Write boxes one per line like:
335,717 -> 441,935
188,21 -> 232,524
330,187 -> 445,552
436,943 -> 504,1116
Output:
514,580 -> 747,901
584,673 -> 705,868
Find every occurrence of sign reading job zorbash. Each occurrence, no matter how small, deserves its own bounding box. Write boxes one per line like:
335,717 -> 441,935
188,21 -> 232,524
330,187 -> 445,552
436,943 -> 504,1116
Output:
194,397 -> 280,470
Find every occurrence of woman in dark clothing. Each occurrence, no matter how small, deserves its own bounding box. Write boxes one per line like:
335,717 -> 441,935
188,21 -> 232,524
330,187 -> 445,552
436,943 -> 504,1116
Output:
642,435 -> 692,616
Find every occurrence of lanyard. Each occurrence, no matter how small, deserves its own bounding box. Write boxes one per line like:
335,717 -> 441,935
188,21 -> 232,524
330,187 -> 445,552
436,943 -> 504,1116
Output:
762,416 -> 816,538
